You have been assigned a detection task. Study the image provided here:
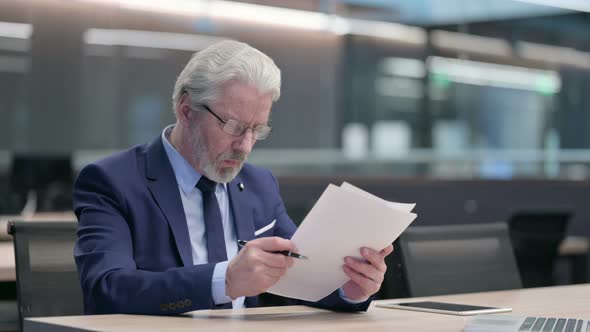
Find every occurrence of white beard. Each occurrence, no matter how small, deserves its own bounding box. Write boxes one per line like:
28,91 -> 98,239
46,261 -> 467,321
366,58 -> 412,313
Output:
187,122 -> 246,183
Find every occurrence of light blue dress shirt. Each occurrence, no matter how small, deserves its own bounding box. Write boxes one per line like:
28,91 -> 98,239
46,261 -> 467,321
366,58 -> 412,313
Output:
161,125 -> 244,308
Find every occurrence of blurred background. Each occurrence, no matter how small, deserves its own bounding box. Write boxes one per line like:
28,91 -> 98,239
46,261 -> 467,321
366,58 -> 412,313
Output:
1,0 -> 590,201
0,0 -> 589,279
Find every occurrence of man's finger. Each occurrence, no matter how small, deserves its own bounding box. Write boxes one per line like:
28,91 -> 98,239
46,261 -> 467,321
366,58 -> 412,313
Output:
248,236 -> 296,252
263,266 -> 289,278
343,265 -> 376,297
380,244 -> 394,257
344,256 -> 382,282
360,248 -> 387,273
256,250 -> 294,269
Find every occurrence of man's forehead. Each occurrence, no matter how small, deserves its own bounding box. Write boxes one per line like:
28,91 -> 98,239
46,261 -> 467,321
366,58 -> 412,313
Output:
221,103 -> 272,124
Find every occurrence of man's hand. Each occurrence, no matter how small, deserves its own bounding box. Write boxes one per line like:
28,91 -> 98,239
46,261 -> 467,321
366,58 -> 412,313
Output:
341,244 -> 394,301
225,237 -> 295,299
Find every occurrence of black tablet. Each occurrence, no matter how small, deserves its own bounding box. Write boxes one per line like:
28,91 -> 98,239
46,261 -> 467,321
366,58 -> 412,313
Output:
376,301 -> 512,316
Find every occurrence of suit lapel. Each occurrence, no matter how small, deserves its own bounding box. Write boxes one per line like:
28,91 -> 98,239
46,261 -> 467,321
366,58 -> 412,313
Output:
227,174 -> 255,243
145,137 -> 193,266
227,174 -> 257,307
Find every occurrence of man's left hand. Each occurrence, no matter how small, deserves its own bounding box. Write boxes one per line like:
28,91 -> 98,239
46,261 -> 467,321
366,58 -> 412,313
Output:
341,244 -> 394,301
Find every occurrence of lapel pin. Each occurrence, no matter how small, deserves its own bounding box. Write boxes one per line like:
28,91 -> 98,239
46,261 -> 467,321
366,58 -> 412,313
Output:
238,182 -> 245,191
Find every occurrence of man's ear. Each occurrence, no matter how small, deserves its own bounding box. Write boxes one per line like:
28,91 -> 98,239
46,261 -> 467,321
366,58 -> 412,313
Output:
176,93 -> 193,128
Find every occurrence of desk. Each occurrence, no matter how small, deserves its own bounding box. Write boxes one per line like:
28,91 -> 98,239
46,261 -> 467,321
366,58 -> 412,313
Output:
0,213 -> 77,282
0,242 -> 14,281
24,284 -> 590,332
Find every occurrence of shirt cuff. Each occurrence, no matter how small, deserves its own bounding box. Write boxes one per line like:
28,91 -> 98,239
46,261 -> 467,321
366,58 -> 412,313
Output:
212,261 -> 233,305
338,288 -> 369,304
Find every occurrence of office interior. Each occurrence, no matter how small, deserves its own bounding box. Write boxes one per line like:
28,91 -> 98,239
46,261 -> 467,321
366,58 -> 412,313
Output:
0,0 -> 589,331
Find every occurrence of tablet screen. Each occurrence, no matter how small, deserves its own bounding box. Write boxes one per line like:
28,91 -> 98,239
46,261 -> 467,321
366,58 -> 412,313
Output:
396,301 -> 496,311
376,301 -> 512,316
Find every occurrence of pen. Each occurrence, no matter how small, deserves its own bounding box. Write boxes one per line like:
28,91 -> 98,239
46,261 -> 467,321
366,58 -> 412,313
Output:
237,240 -> 309,260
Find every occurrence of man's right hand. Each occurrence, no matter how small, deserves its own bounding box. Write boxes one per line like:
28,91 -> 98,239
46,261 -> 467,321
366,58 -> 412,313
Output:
225,237 -> 295,299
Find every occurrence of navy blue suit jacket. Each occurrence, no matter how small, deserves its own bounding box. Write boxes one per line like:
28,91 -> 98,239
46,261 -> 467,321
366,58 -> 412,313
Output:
74,137 -> 371,315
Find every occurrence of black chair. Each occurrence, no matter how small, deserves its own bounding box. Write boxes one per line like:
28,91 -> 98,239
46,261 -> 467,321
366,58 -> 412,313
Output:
508,210 -> 572,288
381,223 -> 522,298
7,221 -> 83,330
9,156 -> 74,213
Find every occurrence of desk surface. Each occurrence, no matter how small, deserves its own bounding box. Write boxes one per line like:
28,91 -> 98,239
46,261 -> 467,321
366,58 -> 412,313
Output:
25,284 -> 590,332
0,213 -> 77,281
0,242 -> 14,281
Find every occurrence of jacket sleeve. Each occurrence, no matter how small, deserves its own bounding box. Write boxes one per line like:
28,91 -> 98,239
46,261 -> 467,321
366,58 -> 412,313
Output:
74,163 -> 216,315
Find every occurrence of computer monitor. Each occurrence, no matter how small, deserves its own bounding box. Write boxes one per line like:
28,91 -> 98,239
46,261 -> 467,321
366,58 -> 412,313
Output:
10,155 -> 74,212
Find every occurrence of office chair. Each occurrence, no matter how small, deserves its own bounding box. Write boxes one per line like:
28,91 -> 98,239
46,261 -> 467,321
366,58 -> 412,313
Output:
9,156 -> 74,213
383,223 -> 522,298
7,221 -> 83,330
508,210 -> 572,288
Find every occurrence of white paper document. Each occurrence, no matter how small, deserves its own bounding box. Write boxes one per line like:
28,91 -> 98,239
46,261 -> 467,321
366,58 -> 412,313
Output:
267,182 -> 417,301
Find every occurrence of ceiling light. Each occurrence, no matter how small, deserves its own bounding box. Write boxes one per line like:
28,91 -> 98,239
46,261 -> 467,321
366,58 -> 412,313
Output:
0,22 -> 33,39
518,41 -> 590,68
76,0 -> 426,43
432,30 -> 512,57
348,19 -> 426,45
84,29 -> 225,51
429,56 -> 561,93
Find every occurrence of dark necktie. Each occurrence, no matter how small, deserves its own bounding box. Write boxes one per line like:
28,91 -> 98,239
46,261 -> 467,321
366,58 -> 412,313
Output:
196,176 -> 228,263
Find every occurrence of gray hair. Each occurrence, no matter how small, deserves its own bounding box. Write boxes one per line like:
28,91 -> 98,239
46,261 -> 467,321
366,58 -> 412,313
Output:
172,40 -> 281,113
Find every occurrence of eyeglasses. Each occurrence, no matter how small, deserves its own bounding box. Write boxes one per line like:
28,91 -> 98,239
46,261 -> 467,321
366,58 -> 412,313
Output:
193,104 -> 272,141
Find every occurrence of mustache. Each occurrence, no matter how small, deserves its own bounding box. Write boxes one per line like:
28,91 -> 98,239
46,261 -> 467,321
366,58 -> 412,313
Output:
222,151 -> 246,162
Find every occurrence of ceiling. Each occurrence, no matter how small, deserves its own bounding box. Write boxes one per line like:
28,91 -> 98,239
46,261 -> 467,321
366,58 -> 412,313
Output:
336,0 -> 572,25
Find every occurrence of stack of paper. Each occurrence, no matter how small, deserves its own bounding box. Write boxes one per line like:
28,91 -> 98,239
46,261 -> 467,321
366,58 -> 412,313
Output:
268,182 -> 417,301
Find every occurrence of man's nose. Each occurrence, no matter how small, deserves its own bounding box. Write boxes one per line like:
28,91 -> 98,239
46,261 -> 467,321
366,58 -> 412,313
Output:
232,129 -> 255,155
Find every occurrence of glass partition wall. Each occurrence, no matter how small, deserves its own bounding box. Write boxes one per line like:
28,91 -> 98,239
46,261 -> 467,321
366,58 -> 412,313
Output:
1,0 -> 589,188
